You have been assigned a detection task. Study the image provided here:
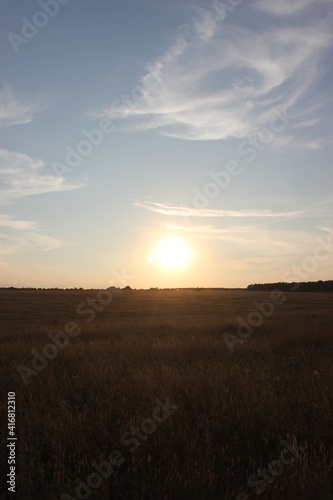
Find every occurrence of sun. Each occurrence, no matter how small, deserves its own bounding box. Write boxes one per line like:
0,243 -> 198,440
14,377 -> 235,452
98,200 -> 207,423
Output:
148,238 -> 191,268
157,238 -> 191,268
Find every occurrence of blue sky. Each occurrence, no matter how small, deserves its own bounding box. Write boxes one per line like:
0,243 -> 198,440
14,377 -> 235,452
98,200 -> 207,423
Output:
1,0 -> 333,288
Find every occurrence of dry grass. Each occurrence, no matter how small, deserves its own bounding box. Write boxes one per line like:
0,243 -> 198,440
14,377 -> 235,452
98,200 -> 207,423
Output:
1,289 -> 333,499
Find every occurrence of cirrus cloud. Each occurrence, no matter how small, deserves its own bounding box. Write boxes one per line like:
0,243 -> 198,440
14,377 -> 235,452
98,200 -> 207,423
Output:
0,83 -> 47,127
134,200 -> 302,219
0,148 -> 87,205
99,0 -> 333,145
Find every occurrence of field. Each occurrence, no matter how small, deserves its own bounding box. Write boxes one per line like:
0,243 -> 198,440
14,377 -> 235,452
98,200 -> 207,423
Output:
1,288 -> 333,499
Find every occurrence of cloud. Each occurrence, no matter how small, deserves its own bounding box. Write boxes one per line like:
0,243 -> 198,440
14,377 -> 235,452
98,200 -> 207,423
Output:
0,83 -> 47,127
164,223 -> 333,266
317,225 -> 333,235
0,215 -> 63,286
0,87 -> 86,284
0,213 -> 63,287
99,0 -> 333,143
0,214 -> 63,258
0,227 -> 62,255
134,200 -> 302,218
0,215 -> 62,251
306,137 -> 333,150
252,0 -> 329,16
163,222 -> 309,256
0,214 -> 37,230
0,149 -> 86,281
0,148 -> 87,205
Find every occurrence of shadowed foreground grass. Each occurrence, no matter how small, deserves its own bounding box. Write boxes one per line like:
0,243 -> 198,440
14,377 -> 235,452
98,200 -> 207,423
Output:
1,289 -> 333,499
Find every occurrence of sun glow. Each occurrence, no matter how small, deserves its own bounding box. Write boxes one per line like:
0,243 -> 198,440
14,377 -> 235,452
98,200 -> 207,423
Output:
148,238 -> 191,268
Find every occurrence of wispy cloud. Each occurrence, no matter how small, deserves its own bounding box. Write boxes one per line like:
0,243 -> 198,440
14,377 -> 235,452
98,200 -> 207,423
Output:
0,147 -> 86,281
0,228 -> 62,255
0,214 -> 63,257
253,0 -> 331,16
99,0 -> 333,144
0,83 -> 47,127
164,223 -> 333,264
134,200 -> 302,218
0,148 -> 87,205
164,222 -> 300,252
317,225 -> 333,235
0,214 -> 62,285
0,214 -> 62,251
0,214 -> 37,230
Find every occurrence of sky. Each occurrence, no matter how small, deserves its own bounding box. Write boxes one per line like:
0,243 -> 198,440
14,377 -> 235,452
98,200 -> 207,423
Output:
0,0 -> 333,289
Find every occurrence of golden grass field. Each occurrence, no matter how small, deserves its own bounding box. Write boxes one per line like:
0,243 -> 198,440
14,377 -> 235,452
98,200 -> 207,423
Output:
1,288 -> 333,499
